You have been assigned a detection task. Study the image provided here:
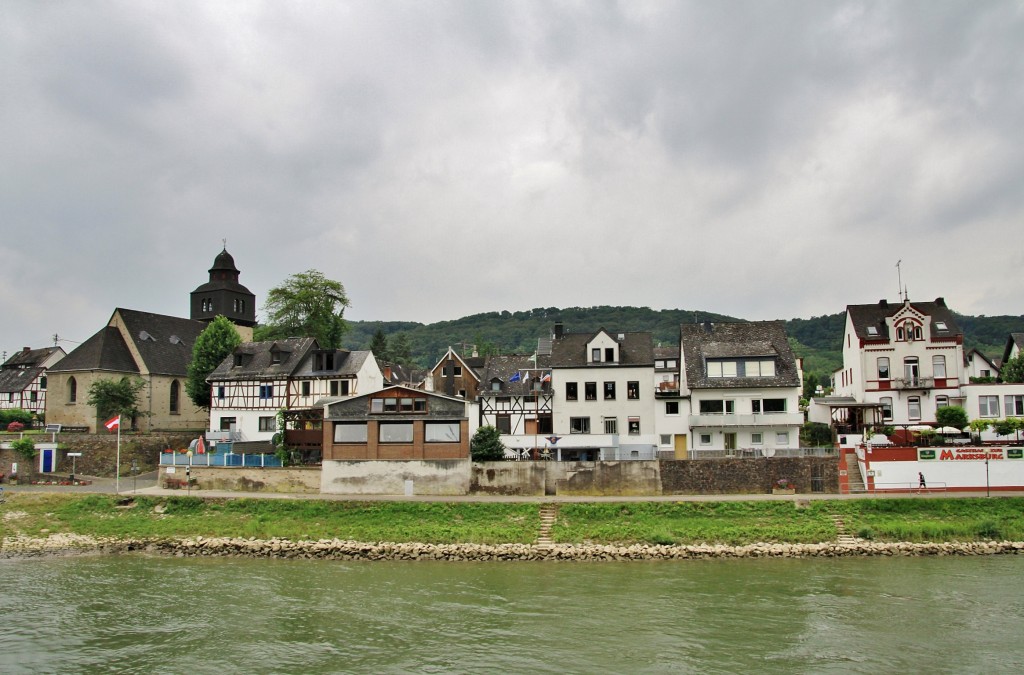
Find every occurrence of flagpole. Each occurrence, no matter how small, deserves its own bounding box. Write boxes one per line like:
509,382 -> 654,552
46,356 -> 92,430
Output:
115,417 -> 121,494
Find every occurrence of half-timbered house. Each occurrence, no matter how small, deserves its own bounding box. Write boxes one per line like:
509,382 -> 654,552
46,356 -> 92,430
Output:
206,338 -> 383,456
0,346 -> 66,420
477,353 -> 553,457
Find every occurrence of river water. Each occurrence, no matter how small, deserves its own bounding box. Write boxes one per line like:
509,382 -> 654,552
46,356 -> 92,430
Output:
1,554 -> 1022,673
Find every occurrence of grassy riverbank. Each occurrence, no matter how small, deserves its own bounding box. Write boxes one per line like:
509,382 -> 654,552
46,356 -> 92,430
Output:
5,494 -> 1024,546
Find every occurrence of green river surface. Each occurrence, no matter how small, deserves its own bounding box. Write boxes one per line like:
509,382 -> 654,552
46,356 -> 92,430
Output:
1,554 -> 1023,674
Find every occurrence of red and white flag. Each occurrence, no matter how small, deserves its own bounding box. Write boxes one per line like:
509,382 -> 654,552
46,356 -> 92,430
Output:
104,415 -> 121,431
196,436 -> 206,454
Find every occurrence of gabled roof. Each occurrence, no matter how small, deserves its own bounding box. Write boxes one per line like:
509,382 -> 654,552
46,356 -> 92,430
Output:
478,353 -> 551,396
2,346 -> 64,370
381,362 -> 427,387
115,309 -> 206,376
0,367 -> 42,393
48,325 -> 139,374
208,337 -> 317,382
549,329 -> 655,368
680,321 -> 800,389
964,348 -> 999,371
430,347 -> 483,381
1004,333 -> 1024,365
294,348 -> 376,379
846,298 -> 962,341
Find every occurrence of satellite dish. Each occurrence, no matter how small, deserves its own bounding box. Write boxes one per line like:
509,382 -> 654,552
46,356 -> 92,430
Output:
762,447 -> 776,458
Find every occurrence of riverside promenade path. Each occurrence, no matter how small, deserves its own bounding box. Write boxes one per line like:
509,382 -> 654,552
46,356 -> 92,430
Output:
5,474 -> 1023,503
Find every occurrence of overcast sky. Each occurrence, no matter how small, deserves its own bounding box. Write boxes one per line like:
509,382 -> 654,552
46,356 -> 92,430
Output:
3,0 -> 1022,358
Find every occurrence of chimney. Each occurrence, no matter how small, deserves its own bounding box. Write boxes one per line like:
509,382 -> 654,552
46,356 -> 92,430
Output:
879,299 -> 888,308
553,322 -> 564,339
23,347 -> 31,353
702,321 -> 714,333
935,297 -> 946,307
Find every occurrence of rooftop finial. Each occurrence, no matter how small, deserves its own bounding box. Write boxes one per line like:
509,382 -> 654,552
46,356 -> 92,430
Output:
222,238 -> 227,251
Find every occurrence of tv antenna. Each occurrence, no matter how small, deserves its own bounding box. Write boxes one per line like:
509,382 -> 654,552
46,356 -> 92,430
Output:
895,260 -> 907,302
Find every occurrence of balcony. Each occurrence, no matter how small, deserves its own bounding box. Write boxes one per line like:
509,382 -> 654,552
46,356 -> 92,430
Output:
890,377 -> 935,390
689,412 -> 804,428
655,380 -> 681,397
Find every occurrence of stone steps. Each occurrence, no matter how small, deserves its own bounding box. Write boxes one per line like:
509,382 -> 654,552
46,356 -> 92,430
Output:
831,513 -> 859,545
537,504 -> 558,547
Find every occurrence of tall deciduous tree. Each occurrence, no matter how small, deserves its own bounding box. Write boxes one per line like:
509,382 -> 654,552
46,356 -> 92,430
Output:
187,315 -> 243,409
86,377 -> 147,426
257,270 -> 350,349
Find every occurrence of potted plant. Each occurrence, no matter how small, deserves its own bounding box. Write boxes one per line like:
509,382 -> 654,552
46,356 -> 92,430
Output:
8,472 -> 18,486
773,478 -> 796,495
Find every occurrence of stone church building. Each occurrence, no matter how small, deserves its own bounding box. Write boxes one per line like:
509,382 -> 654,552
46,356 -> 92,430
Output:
45,247 -> 256,432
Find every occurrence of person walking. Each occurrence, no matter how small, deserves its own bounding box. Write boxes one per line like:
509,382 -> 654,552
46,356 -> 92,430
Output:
918,472 -> 927,490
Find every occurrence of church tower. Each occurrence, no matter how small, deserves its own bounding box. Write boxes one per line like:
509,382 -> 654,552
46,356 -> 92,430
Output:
190,246 -> 256,341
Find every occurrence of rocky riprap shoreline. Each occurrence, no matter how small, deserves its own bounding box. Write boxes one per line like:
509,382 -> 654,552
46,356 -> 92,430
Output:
3,534 -> 1024,561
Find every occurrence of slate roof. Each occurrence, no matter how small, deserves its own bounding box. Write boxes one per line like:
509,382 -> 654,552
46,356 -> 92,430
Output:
0,367 -> 42,393
48,309 -> 207,377
49,326 -> 139,374
478,353 -> 552,396
208,337 -> 317,382
549,329 -> 655,368
680,321 -> 800,390
295,348 -> 375,379
2,346 -> 62,369
117,309 -> 206,375
846,298 -> 962,341
1004,333 -> 1024,365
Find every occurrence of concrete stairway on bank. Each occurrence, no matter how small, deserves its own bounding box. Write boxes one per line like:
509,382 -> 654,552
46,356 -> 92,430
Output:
831,513 -> 858,546
537,504 -> 558,547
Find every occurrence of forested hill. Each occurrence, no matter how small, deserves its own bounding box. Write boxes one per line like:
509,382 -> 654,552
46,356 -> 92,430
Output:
342,306 -> 1024,387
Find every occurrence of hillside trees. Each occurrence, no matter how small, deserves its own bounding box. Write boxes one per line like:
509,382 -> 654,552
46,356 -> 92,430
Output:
187,316 -> 243,409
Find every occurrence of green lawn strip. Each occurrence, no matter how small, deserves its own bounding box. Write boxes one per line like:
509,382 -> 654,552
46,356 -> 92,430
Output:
2,494 -> 539,544
823,497 -> 1024,542
553,502 -> 836,545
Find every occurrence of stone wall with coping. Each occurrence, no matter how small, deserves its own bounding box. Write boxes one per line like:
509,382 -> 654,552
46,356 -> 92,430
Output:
659,457 -> 840,494
322,459 -> 471,495
159,466 -> 321,493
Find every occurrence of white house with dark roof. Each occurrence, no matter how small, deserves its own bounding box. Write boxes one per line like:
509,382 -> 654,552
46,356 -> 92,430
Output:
0,346 -> 65,419
653,345 -> 690,458
964,348 -> 1000,381
548,322 -> 658,460
206,338 -> 383,453
680,321 -> 803,454
833,298 -> 966,427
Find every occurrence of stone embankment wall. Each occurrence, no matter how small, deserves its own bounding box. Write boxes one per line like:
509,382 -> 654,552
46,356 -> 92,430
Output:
660,457 -> 839,494
3,534 -> 1024,561
1,432 -> 195,479
162,466 -> 321,493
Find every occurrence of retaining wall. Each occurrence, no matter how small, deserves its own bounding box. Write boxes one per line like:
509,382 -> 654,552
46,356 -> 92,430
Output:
660,457 -> 840,494
322,459 -> 471,495
159,466 -> 321,493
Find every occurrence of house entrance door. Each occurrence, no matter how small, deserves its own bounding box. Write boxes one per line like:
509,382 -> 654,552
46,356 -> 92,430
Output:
674,434 -> 688,459
724,433 -> 737,451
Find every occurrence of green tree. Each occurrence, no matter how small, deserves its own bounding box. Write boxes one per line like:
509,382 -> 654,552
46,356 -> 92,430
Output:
935,405 -> 969,431
368,328 -> 389,362
187,315 -> 243,409
1001,351 -> 1024,383
86,377 -> 147,427
10,437 -> 36,463
389,333 -> 412,365
257,270 -> 350,349
470,425 -> 506,461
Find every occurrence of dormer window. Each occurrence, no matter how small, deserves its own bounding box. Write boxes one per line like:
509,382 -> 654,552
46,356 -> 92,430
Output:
316,351 -> 336,371
592,348 -> 601,362
867,326 -> 879,337
491,379 -> 502,392
934,321 -> 947,331
271,350 -> 282,365
233,354 -> 244,367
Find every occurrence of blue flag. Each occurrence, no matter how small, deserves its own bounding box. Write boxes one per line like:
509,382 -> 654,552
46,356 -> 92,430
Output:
508,371 -> 522,383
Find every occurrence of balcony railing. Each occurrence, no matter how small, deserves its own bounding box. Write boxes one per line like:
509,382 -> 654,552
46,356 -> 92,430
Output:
890,377 -> 935,390
689,412 -> 804,428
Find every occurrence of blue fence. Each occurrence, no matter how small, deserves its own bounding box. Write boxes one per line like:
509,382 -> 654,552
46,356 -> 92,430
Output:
159,453 -> 283,468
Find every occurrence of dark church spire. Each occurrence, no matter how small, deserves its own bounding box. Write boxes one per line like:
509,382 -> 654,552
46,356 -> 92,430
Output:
190,245 -> 256,328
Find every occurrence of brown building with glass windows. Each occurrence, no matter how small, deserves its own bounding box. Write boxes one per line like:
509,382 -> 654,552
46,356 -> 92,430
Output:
322,385 -> 470,461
